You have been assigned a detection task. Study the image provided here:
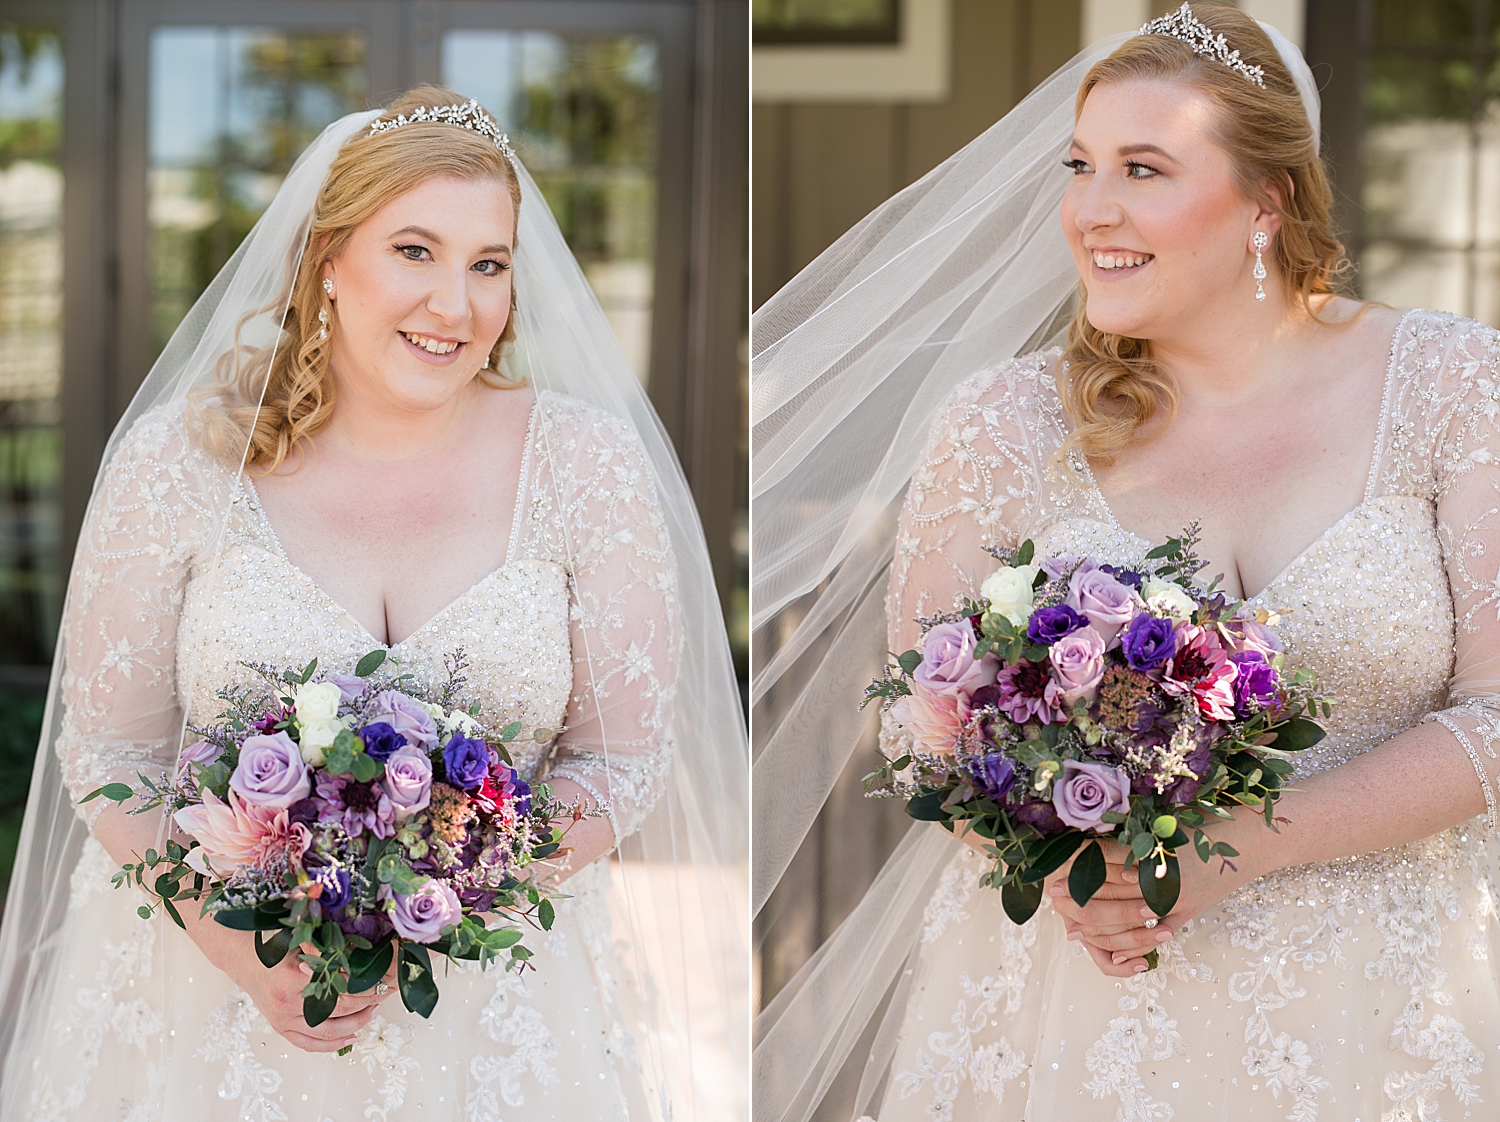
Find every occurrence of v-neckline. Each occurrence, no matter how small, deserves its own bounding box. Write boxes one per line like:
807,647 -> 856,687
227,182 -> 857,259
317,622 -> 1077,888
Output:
1070,307 -> 1412,604
240,393 -> 542,650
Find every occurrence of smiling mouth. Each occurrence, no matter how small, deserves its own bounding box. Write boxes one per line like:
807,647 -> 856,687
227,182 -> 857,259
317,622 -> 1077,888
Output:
1092,251 -> 1153,271
400,330 -> 463,355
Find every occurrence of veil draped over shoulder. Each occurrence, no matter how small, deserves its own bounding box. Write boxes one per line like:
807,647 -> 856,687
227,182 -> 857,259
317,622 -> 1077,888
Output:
0,109 -> 747,1119
750,23 -> 1318,1122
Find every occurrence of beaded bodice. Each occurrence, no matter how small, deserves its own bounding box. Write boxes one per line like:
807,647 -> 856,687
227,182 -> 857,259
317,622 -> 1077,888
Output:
886,308 -> 1500,795
57,390 -> 678,842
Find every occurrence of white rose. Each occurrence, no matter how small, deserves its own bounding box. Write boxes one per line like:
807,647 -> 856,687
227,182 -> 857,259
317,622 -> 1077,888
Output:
980,564 -> 1039,626
1141,577 -> 1197,620
294,681 -> 343,724
444,710 -> 482,737
420,701 -> 446,722
297,718 -> 343,766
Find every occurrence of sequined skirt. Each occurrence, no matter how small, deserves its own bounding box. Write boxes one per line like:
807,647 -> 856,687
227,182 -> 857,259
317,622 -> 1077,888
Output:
871,826 -> 1500,1122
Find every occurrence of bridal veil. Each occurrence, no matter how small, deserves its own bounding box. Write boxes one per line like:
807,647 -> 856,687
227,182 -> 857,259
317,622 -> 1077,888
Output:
750,20 -> 1318,1122
0,106 -> 748,1118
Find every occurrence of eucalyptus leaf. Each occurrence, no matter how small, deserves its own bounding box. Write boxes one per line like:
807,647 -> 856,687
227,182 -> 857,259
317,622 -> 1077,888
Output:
1020,831 -> 1085,884
302,985 -> 338,1028
355,649 -> 387,677
1068,841 -> 1107,908
1269,717 -> 1325,752
255,928 -> 292,968
1001,879 -> 1043,925
896,649 -> 922,675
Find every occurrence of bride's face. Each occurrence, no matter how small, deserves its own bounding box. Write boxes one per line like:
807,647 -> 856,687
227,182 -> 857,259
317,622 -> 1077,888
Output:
1059,78 -> 1271,340
323,174 -> 514,411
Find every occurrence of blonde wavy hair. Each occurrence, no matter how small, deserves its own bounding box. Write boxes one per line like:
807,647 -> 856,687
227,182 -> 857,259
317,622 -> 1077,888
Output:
191,85 -> 525,473
1060,5 -> 1350,465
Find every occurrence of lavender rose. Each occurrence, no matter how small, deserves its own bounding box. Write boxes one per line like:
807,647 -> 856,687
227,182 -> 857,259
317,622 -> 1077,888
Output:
388,879 -> 462,942
177,738 -> 223,783
330,673 -> 368,704
1121,613 -> 1176,672
1067,568 -> 1137,648
912,621 -> 997,698
1048,626 -> 1106,706
1040,555 -> 1096,581
442,734 -> 492,791
1050,760 -> 1131,831
1026,605 -> 1085,646
382,747 -> 433,819
1230,651 -> 1279,716
229,732 -> 311,810
368,690 -> 439,750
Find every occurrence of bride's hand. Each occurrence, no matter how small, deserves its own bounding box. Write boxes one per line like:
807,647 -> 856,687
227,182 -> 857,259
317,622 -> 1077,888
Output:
1046,845 -> 1169,977
180,906 -> 398,1053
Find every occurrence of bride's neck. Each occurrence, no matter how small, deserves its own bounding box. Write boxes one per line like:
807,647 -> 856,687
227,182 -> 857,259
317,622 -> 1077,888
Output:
319,375 -> 479,464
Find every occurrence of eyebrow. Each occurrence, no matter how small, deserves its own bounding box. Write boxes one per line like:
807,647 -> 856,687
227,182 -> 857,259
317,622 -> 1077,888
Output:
387,224 -> 511,255
1067,140 -> 1180,164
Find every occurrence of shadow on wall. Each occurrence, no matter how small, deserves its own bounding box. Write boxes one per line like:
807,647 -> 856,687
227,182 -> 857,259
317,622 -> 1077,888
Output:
0,689 -> 44,912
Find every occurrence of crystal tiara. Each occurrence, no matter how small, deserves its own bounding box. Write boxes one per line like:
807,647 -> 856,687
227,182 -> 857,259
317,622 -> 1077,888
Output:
1137,3 -> 1266,88
366,98 -> 516,159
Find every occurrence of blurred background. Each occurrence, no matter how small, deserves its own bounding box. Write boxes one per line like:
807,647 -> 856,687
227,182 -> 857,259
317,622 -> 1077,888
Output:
752,0 -> 1500,1042
0,0 -> 747,917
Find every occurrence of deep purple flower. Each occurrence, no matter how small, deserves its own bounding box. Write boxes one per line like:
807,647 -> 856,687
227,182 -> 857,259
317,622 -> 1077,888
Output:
1121,613 -> 1177,672
442,735 -> 492,791
1014,798 -> 1064,836
459,886 -> 497,913
992,660 -> 1065,724
1161,738 -> 1215,805
970,753 -> 1017,800
1100,564 -> 1144,590
313,865 -> 353,912
288,797 -> 323,828
339,909 -> 392,941
358,721 -> 409,762
315,773 -> 396,839
251,708 -> 288,735
1026,605 -> 1086,645
1230,651 -> 1279,716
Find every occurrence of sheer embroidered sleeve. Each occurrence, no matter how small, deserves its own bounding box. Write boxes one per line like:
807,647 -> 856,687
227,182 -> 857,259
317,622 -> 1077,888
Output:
881,354 -> 1056,758
1417,317 -> 1500,833
532,397 -> 679,844
56,410 -> 225,831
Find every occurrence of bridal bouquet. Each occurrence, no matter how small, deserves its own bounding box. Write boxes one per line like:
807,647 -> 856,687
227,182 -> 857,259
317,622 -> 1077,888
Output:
864,528 -> 1329,948
82,649 -> 585,1040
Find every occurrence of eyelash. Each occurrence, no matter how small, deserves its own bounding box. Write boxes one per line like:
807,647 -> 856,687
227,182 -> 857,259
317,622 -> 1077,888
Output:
393,244 -> 510,274
1061,158 -> 1160,179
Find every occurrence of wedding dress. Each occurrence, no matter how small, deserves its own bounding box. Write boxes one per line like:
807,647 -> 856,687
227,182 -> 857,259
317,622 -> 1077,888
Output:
24,389 -> 672,1120
865,306 -> 1500,1121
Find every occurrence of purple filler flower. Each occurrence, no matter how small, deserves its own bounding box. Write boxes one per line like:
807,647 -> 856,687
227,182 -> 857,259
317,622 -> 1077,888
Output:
316,773 -> 396,839
969,753 -> 1017,800
368,690 -> 438,750
443,735 -> 492,791
1121,613 -> 1177,672
358,721 -> 409,762
1230,651 -> 1279,716
1050,760 -> 1131,831
229,732 -> 311,810
1026,605 -> 1085,646
389,879 -> 462,942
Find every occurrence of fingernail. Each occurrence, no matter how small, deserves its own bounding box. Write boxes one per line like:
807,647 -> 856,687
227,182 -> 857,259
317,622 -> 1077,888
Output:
1112,953 -> 1127,964
1123,869 -> 1138,883
1155,930 -> 1173,943
1050,885 -> 1065,896
1066,928 -> 1081,941
1138,905 -> 1155,918
1133,961 -> 1148,973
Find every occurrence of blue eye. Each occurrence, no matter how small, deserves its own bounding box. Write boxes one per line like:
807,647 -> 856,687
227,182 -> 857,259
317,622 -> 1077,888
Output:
395,244 -> 429,260
473,259 -> 510,276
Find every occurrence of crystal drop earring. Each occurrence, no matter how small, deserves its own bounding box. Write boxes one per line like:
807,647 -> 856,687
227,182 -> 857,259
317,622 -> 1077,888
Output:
481,352 -> 490,370
317,308 -> 329,341
1252,231 -> 1268,302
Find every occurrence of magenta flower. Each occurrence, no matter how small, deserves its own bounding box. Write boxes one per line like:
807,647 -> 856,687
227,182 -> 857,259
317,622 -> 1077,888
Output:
1161,625 -> 1238,721
316,773 -> 396,839
993,660 -> 1065,724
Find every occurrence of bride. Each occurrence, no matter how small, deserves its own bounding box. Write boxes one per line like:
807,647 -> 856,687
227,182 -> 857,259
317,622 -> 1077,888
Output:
753,6 -> 1500,1120
0,87 -> 746,1120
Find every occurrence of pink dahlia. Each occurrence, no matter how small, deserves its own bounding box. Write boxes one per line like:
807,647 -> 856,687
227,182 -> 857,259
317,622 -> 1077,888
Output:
175,788 -> 310,878
891,682 -> 970,754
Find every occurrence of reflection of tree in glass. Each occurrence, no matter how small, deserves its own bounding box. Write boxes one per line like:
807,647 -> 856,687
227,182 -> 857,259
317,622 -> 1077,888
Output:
175,33 -> 366,324
518,40 -> 656,265
0,29 -> 60,168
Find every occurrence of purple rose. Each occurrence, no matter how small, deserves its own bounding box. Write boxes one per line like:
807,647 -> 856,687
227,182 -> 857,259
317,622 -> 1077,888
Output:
313,864 -> 352,912
388,879 -> 462,942
1121,613 -> 1176,672
330,673 -> 368,704
970,753 -> 1017,800
1048,626 -> 1106,706
913,622 -> 998,698
1224,615 -> 1284,661
358,721 -> 409,762
1050,760 -> 1131,831
368,691 -> 438,750
1041,555 -> 1096,580
1067,568 -> 1138,648
382,747 -> 433,819
1026,605 -> 1085,646
177,739 -> 223,783
229,732 -> 311,810
442,735 -> 492,791
1230,651 -> 1279,716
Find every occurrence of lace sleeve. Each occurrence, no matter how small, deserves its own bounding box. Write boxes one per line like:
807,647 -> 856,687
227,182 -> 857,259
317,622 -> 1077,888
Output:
881,358 -> 1048,758
535,399 -> 679,844
1418,321 -> 1500,833
56,410 -> 224,828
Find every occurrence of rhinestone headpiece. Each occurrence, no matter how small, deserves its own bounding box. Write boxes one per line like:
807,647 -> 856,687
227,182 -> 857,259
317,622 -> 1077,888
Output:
366,99 -> 515,159
1137,3 -> 1266,88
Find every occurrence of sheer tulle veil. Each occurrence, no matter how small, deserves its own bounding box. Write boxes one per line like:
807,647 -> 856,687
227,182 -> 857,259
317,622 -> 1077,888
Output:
0,108 -> 748,1117
750,22 -> 1318,1121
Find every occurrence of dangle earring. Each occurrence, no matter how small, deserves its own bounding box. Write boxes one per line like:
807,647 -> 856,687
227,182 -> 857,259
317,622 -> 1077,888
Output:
481,351 -> 490,370
317,308 -> 329,341
1252,231 -> 1268,302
